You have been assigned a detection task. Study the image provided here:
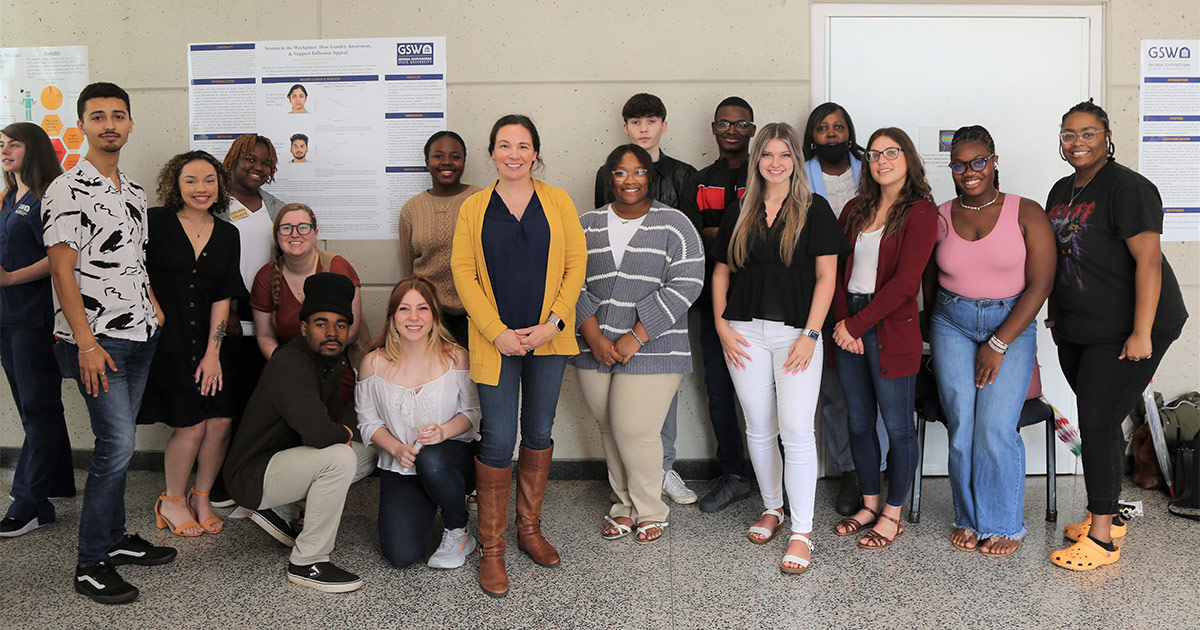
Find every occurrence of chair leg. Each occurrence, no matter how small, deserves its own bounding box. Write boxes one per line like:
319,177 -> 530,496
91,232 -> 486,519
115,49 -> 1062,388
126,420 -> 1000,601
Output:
909,414 -> 926,524
1045,418 -> 1057,522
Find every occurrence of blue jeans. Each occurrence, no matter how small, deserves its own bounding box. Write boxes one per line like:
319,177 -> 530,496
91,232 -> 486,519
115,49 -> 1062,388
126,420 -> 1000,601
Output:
476,354 -> 568,468
835,294 -> 918,507
931,290 -> 1035,540
698,307 -> 747,477
378,440 -> 477,567
2,326 -> 72,524
55,332 -> 159,566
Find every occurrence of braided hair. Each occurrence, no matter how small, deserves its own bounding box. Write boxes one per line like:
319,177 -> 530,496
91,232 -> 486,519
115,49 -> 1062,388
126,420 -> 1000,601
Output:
949,125 -> 999,196
1060,98 -> 1115,159
269,203 -> 318,332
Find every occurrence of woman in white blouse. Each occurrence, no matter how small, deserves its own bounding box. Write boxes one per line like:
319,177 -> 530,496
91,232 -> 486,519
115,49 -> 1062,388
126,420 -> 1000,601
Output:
356,276 -> 481,569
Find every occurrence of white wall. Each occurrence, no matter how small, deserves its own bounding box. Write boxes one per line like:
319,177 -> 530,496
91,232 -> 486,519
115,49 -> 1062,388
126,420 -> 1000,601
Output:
2,0 -> 1197,463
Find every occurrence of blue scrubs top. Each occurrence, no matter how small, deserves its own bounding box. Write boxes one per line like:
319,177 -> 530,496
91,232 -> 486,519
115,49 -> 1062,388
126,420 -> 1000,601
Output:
0,190 -> 53,328
481,189 -> 549,330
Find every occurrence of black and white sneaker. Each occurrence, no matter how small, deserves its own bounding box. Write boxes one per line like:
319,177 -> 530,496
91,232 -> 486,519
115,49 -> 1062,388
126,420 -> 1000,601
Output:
287,561 -> 363,593
106,533 -> 177,566
0,514 -> 50,538
208,486 -> 236,509
249,508 -> 297,547
75,560 -> 139,605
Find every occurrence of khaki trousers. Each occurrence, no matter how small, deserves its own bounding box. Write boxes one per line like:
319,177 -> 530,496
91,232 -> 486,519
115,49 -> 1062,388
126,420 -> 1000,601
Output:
577,370 -> 682,523
259,440 -> 376,565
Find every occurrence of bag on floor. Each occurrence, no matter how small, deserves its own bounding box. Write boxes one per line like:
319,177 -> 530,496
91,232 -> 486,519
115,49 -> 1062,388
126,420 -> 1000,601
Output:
1132,391 -> 1200,449
1169,432 -> 1200,520
1130,424 -> 1165,490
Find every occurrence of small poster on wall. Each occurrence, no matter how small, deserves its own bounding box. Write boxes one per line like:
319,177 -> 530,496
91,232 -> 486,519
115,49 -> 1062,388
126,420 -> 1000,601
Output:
0,46 -> 90,170
187,38 -> 447,240
1139,39 -> 1200,242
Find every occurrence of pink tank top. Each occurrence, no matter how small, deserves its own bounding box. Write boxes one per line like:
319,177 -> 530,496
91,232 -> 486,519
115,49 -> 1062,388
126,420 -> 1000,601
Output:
935,193 -> 1026,299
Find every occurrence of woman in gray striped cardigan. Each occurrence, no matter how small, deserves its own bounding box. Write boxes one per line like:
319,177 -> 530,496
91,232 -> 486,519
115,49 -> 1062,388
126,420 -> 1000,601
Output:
573,144 -> 704,544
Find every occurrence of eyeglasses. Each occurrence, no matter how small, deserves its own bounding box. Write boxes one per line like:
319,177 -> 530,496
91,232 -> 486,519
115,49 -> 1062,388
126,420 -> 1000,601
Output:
865,147 -> 903,163
611,168 -> 649,179
714,120 -> 753,132
948,153 -> 995,175
277,222 -> 314,236
1059,130 -> 1104,144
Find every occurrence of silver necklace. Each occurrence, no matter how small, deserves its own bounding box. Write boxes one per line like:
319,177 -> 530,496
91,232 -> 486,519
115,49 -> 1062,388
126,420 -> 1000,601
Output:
958,190 -> 1000,211
1068,161 -> 1106,207
179,213 -> 210,239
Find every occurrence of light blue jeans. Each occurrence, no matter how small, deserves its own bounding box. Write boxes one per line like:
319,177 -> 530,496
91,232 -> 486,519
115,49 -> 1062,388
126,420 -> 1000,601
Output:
930,289 -> 1035,541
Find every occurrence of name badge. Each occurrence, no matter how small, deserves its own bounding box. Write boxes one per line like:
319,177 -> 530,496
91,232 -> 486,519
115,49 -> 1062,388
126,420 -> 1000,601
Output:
15,203 -> 31,216
229,208 -> 250,222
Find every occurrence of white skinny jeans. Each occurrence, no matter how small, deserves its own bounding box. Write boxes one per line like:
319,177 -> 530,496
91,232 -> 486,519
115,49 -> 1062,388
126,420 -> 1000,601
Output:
727,319 -> 822,532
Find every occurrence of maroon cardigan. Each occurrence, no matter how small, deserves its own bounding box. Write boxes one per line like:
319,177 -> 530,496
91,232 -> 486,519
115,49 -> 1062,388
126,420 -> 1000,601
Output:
831,197 -> 937,378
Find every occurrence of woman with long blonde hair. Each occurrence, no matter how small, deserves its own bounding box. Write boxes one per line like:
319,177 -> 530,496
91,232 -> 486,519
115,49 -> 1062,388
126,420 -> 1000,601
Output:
356,276 -> 480,570
712,122 -> 849,573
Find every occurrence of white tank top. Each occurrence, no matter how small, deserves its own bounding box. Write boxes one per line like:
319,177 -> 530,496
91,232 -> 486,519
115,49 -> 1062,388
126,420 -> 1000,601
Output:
847,227 -> 883,294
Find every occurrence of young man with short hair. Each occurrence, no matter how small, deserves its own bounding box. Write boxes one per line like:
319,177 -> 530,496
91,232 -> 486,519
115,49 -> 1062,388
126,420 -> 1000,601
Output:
289,134 -> 308,163
592,93 -> 700,504
44,82 -> 175,604
681,96 -> 757,513
223,273 -> 374,593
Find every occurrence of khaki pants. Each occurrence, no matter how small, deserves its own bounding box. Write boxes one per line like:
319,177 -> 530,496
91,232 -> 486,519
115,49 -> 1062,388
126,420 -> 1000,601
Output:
577,370 -> 682,523
259,441 -> 376,565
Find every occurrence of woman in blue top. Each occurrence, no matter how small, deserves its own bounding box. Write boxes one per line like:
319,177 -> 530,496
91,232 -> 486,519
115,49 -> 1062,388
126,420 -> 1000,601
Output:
0,122 -> 71,537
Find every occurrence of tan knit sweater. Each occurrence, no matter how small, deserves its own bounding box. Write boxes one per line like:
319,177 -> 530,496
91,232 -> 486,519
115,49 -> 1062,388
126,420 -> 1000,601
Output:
397,185 -> 482,314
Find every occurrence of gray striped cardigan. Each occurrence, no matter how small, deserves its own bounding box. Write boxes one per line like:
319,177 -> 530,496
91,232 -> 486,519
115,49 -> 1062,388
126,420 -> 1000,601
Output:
572,202 -> 704,374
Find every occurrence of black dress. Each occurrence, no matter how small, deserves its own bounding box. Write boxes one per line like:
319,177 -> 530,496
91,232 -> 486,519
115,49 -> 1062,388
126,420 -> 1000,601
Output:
138,207 -> 244,427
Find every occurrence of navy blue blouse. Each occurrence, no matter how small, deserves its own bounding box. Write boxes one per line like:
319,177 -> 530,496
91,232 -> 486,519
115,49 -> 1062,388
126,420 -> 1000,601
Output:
0,190 -> 53,328
481,189 -> 549,330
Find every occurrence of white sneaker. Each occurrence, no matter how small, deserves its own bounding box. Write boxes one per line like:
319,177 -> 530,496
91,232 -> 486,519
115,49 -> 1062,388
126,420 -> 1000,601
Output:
427,527 -> 476,569
662,470 -> 698,505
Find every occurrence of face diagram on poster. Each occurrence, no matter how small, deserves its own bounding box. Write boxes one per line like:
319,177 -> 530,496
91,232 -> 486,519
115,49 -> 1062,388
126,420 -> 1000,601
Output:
0,46 -> 89,171
187,38 -> 446,239
1139,39 -> 1199,242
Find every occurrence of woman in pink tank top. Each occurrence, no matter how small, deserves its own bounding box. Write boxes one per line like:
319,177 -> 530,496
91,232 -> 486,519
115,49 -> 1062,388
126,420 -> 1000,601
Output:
924,126 -> 1056,556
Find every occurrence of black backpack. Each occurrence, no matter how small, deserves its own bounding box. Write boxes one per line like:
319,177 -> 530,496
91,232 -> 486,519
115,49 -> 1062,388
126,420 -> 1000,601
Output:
1169,431 -> 1200,521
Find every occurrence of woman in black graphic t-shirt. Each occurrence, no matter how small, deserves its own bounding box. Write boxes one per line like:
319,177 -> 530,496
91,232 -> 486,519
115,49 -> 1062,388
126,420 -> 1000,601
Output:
1045,100 -> 1187,572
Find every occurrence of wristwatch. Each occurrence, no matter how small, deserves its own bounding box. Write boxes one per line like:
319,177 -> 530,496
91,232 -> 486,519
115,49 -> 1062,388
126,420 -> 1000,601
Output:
800,328 -> 821,341
548,314 -> 565,332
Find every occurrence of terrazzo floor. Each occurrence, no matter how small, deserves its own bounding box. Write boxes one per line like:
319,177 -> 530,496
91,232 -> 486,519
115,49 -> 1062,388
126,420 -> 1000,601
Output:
1,469 -> 1197,629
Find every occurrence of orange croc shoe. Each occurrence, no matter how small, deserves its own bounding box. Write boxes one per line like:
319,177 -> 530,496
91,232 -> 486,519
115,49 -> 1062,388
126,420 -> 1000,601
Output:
1051,536 -> 1120,571
1063,513 -> 1127,542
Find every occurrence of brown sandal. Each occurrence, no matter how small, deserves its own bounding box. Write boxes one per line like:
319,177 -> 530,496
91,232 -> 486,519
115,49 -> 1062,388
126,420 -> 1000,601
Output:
857,513 -> 904,549
833,506 -> 878,537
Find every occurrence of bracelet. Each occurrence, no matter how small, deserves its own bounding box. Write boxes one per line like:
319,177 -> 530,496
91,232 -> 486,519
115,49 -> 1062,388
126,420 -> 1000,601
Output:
78,343 -> 99,354
987,335 -> 1009,355
630,329 -> 646,346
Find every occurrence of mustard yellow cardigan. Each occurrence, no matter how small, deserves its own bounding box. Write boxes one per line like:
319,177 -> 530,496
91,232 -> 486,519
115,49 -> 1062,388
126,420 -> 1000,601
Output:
450,180 -> 587,386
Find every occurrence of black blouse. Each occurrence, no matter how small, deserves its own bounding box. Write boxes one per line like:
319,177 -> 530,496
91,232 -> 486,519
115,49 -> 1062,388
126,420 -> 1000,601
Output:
482,189 -> 549,330
146,206 -> 244,387
715,194 -> 850,328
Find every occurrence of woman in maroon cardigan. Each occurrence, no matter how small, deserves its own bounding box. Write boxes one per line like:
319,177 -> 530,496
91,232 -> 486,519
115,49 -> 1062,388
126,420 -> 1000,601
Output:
829,127 -> 936,549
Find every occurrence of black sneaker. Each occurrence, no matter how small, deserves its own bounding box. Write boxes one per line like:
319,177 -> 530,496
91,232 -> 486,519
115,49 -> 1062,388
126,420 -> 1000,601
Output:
698,474 -> 754,513
75,560 -> 139,605
287,561 -> 363,593
249,508 -> 297,547
107,533 -> 178,566
0,514 -> 51,538
208,485 -> 236,509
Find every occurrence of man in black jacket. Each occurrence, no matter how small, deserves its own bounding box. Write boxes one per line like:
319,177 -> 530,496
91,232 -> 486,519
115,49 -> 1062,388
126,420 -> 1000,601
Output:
224,273 -> 373,593
592,92 -> 700,505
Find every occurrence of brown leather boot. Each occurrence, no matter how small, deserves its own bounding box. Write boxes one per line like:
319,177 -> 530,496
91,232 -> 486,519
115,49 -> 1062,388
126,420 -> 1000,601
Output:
516,444 -> 560,567
475,457 -> 511,597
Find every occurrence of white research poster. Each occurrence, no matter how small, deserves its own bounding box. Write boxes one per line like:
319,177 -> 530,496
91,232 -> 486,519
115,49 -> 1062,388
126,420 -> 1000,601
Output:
0,46 -> 89,170
187,37 -> 446,240
1139,39 -> 1200,242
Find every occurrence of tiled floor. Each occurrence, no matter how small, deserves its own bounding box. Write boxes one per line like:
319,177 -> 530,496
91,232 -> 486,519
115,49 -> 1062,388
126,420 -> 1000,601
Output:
2,469 -> 1197,629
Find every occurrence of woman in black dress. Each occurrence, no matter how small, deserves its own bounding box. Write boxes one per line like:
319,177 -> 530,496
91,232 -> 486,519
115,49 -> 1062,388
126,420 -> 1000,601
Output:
139,151 -> 243,537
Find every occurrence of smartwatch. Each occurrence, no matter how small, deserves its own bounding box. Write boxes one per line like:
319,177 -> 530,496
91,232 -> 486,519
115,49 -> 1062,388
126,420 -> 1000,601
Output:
548,314 -> 565,332
800,328 -> 821,341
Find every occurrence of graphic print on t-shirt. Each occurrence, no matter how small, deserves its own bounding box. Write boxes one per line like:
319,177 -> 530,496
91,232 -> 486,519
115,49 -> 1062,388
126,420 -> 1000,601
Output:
1047,200 -> 1094,291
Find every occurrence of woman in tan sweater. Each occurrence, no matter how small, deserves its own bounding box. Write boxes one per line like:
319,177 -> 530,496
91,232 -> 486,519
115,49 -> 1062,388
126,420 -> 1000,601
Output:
398,131 -> 482,347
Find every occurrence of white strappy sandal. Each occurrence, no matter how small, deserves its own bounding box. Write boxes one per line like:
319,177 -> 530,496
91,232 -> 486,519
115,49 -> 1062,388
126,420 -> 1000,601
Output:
602,515 -> 633,540
747,508 -> 787,544
634,521 -> 669,545
780,533 -> 814,574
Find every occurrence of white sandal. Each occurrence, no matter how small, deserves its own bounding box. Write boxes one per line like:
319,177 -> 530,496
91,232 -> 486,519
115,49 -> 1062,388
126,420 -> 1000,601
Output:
780,533 -> 814,574
602,515 -> 633,540
747,508 -> 787,544
634,520 -> 669,545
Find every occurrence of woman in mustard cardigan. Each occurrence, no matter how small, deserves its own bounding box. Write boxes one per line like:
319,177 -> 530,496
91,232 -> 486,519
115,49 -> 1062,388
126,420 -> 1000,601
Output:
451,114 -> 586,598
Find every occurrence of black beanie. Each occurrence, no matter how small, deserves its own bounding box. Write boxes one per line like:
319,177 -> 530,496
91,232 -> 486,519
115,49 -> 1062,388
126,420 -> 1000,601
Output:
298,273 -> 355,324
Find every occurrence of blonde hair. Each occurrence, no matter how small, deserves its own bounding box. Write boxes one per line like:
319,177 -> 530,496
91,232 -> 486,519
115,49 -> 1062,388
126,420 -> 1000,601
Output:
371,276 -> 458,370
727,122 -> 813,270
